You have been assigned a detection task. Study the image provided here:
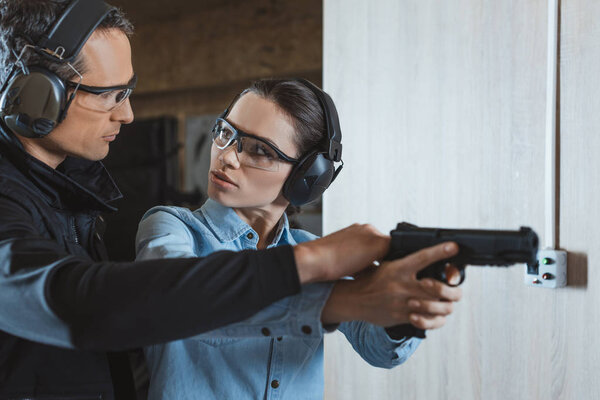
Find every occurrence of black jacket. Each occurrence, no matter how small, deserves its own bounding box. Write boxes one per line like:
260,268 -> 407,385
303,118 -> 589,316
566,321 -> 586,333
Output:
0,125 -> 300,399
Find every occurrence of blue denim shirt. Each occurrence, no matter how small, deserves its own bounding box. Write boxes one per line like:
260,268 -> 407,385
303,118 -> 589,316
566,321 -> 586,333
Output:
135,199 -> 421,400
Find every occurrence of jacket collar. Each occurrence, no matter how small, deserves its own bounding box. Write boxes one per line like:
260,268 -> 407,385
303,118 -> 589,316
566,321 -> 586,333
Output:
200,198 -> 290,245
0,123 -> 122,212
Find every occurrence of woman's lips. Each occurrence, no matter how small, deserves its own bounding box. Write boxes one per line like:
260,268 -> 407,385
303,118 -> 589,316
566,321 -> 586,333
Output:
210,171 -> 237,188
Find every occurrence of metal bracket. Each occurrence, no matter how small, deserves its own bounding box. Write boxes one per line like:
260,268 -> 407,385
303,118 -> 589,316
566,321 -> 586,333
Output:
524,249 -> 567,288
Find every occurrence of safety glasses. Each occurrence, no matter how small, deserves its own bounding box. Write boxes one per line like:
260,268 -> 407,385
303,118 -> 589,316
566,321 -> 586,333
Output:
211,117 -> 299,172
65,74 -> 137,112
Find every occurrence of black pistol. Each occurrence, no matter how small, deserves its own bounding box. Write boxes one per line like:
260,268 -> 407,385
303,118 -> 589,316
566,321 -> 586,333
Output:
384,222 -> 539,339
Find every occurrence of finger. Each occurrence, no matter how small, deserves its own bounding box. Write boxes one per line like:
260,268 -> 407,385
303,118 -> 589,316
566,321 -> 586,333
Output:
445,263 -> 462,285
407,299 -> 454,316
409,313 -> 447,330
419,279 -> 463,302
390,241 -> 459,275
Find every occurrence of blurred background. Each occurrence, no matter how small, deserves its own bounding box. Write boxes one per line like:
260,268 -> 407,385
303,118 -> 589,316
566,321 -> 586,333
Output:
100,0 -> 600,399
103,0 -> 323,261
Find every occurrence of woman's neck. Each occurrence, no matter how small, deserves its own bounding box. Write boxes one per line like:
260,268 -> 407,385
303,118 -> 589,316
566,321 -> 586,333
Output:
233,204 -> 287,249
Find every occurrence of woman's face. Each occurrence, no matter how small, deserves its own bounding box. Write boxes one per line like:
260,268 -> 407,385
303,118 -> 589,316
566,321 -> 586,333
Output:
207,92 -> 298,210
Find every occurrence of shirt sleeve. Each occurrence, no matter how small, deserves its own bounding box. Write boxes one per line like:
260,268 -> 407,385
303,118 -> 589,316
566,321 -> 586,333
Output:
136,211 -> 335,339
135,208 -> 198,260
0,194 -> 301,351
337,321 -> 422,369
195,282 -> 335,340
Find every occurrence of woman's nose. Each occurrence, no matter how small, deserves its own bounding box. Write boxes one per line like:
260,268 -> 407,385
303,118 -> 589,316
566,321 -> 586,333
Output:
218,143 -> 241,168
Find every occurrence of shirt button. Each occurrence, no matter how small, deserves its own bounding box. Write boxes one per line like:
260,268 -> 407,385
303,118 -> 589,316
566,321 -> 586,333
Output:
261,327 -> 271,336
271,380 -> 280,389
247,232 -> 254,239
301,325 -> 312,335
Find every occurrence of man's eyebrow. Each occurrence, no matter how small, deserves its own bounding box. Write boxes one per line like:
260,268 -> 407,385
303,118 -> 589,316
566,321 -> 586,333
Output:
113,74 -> 137,87
104,74 -> 137,87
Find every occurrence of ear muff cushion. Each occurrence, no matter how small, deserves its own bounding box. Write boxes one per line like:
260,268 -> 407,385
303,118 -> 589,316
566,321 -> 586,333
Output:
283,152 -> 335,206
1,67 -> 66,138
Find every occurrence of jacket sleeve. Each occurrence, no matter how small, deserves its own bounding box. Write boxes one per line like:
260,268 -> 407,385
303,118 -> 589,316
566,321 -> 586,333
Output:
338,321 -> 422,369
0,195 -> 301,351
136,210 -> 335,340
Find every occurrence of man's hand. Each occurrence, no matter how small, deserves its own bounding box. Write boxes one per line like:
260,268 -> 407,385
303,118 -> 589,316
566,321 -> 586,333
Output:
294,224 -> 390,284
321,242 -> 463,331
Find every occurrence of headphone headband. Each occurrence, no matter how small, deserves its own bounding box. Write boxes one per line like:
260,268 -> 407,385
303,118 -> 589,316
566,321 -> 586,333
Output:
293,78 -> 343,162
38,0 -> 115,62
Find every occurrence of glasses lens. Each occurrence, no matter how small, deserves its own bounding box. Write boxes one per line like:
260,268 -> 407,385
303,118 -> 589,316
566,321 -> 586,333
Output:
238,136 -> 279,171
212,120 -> 236,148
114,88 -> 132,105
76,88 -> 132,112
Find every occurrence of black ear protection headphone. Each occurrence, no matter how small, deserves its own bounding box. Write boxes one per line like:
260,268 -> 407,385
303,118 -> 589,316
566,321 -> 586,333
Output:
0,0 -> 114,138
219,78 -> 343,207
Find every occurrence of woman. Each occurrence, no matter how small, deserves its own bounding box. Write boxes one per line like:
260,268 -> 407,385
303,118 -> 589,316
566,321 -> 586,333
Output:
135,79 -> 458,399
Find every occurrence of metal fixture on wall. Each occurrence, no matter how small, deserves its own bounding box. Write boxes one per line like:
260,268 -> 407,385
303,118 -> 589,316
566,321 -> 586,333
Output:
525,0 -> 567,288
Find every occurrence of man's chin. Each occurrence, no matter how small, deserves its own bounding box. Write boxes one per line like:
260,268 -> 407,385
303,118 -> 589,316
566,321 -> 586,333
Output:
69,147 -> 110,162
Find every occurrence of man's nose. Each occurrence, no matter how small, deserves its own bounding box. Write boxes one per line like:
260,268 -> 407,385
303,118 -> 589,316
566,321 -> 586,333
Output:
111,98 -> 134,124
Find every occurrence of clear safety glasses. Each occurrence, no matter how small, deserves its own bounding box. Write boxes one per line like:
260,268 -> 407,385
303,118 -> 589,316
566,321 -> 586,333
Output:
65,74 -> 137,112
211,117 -> 299,172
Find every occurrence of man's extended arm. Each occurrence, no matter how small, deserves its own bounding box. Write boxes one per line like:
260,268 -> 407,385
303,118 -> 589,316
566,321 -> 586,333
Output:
0,195 -> 388,351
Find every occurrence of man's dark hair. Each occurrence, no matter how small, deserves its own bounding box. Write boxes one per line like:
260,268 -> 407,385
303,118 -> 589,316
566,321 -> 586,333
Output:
0,0 -> 134,84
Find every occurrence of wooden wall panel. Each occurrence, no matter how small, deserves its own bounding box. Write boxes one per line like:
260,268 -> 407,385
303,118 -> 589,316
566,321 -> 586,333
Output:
323,0 -> 599,398
110,0 -> 322,118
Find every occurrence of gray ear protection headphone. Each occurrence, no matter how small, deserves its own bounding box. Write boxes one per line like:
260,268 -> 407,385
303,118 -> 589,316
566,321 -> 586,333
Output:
220,78 -> 343,206
0,0 -> 115,138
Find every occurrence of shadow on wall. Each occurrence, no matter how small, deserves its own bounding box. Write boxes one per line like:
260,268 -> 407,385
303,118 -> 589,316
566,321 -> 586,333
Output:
567,251 -> 588,288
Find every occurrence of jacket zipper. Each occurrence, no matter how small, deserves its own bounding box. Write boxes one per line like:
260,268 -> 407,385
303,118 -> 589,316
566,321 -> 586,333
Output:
263,338 -> 275,400
71,216 -> 80,244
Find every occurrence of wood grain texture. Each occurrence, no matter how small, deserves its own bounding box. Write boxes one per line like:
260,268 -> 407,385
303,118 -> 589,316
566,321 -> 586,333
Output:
323,0 -> 598,398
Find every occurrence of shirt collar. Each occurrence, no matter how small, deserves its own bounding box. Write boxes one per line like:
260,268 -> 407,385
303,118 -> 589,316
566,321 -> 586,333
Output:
199,198 -> 291,245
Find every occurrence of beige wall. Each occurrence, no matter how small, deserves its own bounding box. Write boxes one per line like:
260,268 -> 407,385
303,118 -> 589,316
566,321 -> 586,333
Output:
323,0 -> 599,399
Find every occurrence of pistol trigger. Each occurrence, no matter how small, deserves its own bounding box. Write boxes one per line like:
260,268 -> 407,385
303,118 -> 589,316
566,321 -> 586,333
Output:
444,263 -> 465,287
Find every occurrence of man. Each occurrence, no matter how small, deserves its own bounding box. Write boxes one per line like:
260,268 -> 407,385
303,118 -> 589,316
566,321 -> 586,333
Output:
0,1 -> 462,399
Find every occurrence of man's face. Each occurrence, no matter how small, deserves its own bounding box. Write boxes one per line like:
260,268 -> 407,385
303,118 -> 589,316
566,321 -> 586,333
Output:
28,28 -> 134,167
